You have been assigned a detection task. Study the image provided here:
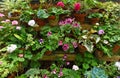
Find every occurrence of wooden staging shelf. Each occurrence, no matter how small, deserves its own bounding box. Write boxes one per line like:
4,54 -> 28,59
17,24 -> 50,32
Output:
40,54 -> 120,61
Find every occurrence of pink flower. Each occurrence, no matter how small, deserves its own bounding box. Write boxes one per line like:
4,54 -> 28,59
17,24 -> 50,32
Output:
58,69 -> 63,77
12,20 -> 18,25
72,42 -> 78,48
43,74 -> 48,78
59,21 -> 66,26
18,54 -> 24,58
74,3 -> 81,11
0,26 -> 4,29
65,18 -> 74,24
58,40 -> 63,46
5,19 -> 10,22
51,69 -> 56,74
62,44 -> 69,51
0,61 -> 2,65
0,13 -> 5,17
47,31 -> 52,36
57,1 -> 65,7
66,62 -> 70,65
72,22 -> 80,27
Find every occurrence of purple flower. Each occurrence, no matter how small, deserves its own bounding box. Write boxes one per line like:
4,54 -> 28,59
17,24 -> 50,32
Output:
58,40 -> 63,46
0,61 -> 2,65
98,30 -> 105,35
0,26 -> 4,29
39,38 -> 43,44
72,42 -> 78,48
117,76 -> 120,78
12,20 -> 18,25
62,44 -> 69,51
72,22 -> 80,27
65,18 -> 74,24
0,13 -> 5,17
47,31 -> 52,36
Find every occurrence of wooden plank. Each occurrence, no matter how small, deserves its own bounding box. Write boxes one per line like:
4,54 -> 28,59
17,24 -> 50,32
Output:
40,54 -> 76,61
98,55 -> 120,61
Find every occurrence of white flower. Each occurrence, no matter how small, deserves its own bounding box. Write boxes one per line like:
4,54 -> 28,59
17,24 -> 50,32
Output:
72,65 -> 79,71
16,26 -> 21,30
103,40 -> 108,44
28,20 -> 35,27
96,23 -> 99,26
115,61 -> 120,70
7,44 -> 17,53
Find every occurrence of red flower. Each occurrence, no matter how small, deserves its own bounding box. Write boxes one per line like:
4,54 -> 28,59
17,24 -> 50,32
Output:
74,3 -> 81,11
57,1 -> 65,7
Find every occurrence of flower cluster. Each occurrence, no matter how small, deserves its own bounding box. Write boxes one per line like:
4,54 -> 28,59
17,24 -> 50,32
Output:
59,18 -> 80,27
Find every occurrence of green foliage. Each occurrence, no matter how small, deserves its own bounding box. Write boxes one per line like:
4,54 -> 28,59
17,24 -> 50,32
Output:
99,62 -> 120,77
20,9 -> 35,22
88,13 -> 103,18
37,9 -> 49,19
84,67 -> 108,78
75,52 -> 98,75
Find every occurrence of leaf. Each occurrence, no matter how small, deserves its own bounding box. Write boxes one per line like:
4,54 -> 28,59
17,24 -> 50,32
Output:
14,34 -> 24,42
25,68 -> 40,77
83,63 -> 89,70
33,48 -> 47,61
83,40 -> 94,53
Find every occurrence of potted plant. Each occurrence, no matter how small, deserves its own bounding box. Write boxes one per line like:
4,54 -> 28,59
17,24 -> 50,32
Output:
35,9 -> 49,27
47,7 -> 70,26
88,12 -> 103,25
72,1 -> 88,24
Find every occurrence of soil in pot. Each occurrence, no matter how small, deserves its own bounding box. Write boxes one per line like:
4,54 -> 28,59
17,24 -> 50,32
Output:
73,13 -> 86,24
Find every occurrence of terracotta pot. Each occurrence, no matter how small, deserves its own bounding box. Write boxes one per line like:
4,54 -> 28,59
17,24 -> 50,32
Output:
48,15 -> 56,20
89,18 -> 99,25
34,18 -> 46,26
78,44 -> 87,55
112,45 -> 120,54
45,51 -> 52,55
73,13 -> 86,24
7,72 -> 16,78
95,50 -> 104,58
